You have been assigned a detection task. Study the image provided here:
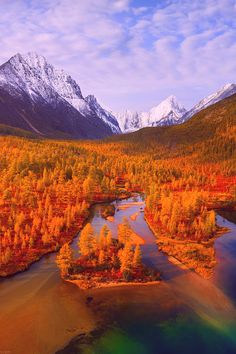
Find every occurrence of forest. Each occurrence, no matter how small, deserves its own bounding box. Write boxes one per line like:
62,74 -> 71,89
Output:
0,97 -> 235,278
56,220 -> 160,289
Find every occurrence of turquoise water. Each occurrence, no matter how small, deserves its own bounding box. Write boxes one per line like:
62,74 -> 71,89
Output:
78,317 -> 236,354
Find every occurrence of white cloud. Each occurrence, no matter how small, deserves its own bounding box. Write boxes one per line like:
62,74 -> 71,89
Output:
0,0 -> 235,111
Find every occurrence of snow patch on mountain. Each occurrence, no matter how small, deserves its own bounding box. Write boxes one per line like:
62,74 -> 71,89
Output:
116,110 -> 141,132
182,83 -> 236,122
0,52 -> 121,134
116,96 -> 186,132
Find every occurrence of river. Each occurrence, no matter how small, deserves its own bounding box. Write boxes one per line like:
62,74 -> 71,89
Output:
0,195 -> 236,354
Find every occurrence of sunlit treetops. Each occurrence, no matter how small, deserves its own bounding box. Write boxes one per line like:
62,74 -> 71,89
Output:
57,220 -> 145,282
0,117 -> 235,277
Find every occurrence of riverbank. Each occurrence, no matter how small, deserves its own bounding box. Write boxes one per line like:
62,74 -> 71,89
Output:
67,278 -> 160,290
145,213 -> 229,279
2,194 -> 236,354
0,192 -> 131,278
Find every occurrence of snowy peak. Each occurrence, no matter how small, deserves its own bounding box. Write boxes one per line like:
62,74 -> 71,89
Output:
146,95 -> 186,126
11,53 -> 120,133
0,52 -> 121,138
150,95 -> 183,114
0,52 -> 83,103
182,83 -> 236,121
149,95 -> 186,118
117,96 -> 186,132
11,52 -> 48,70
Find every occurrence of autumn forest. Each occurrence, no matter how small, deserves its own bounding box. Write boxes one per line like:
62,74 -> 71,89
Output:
0,93 -> 235,281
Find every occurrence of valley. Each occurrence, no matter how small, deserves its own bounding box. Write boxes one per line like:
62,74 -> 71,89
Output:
1,1 -> 236,353
0,88 -> 235,278
0,53 -> 236,139
0,97 -> 235,353
0,53 -> 235,354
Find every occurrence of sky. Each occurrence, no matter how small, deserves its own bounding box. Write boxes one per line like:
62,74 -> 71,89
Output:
0,0 -> 236,111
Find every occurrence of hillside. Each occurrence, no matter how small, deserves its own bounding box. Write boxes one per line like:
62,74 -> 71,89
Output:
0,124 -> 38,139
0,90 -> 235,279
115,83 -> 236,132
110,93 -> 236,161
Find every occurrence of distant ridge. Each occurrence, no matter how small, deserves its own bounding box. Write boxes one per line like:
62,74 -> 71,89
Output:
116,83 -> 236,133
110,92 -> 236,153
116,96 -> 186,132
181,83 -> 236,122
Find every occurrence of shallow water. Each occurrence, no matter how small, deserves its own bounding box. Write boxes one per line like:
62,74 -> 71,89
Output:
57,196 -> 236,354
213,212 -> 236,302
0,195 -> 236,354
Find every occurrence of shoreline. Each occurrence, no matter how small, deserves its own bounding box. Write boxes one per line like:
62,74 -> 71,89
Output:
66,278 -> 160,290
0,192 -> 132,279
145,213 -> 230,279
1,191 -> 232,280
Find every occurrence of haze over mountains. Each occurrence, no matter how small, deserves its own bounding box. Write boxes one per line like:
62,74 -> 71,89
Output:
0,52 -> 235,139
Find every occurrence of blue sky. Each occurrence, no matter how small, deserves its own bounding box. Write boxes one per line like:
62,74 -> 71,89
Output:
0,0 -> 236,111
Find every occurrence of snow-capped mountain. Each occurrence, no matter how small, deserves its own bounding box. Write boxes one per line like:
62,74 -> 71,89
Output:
116,84 -> 236,133
116,110 -> 141,132
182,83 -> 236,122
85,95 -> 120,134
0,52 -> 120,138
116,96 -> 186,132
0,53 -> 234,138
141,95 -> 186,127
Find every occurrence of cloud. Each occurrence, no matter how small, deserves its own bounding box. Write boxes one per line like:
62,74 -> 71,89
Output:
0,0 -> 235,111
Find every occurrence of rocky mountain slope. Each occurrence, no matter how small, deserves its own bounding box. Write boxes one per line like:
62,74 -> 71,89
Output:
0,52 -> 121,138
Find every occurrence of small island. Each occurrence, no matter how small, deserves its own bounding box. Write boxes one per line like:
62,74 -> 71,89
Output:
145,190 -> 228,278
100,204 -> 116,220
56,218 -> 161,289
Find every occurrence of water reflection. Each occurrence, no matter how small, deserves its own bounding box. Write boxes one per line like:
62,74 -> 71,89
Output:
0,196 -> 236,354
57,197 -> 236,354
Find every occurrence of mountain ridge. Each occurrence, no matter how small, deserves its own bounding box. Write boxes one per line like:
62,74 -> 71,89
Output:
110,92 -> 236,151
0,52 -> 235,139
116,83 -> 236,132
181,83 -> 236,122
116,95 -> 186,132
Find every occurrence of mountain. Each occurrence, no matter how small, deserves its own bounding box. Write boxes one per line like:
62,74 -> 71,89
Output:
141,95 -> 186,127
116,110 -> 142,132
111,93 -> 236,154
182,83 -> 236,122
84,95 -> 120,134
116,84 -> 236,133
110,92 -> 236,166
0,52 -> 121,138
116,96 -> 186,132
